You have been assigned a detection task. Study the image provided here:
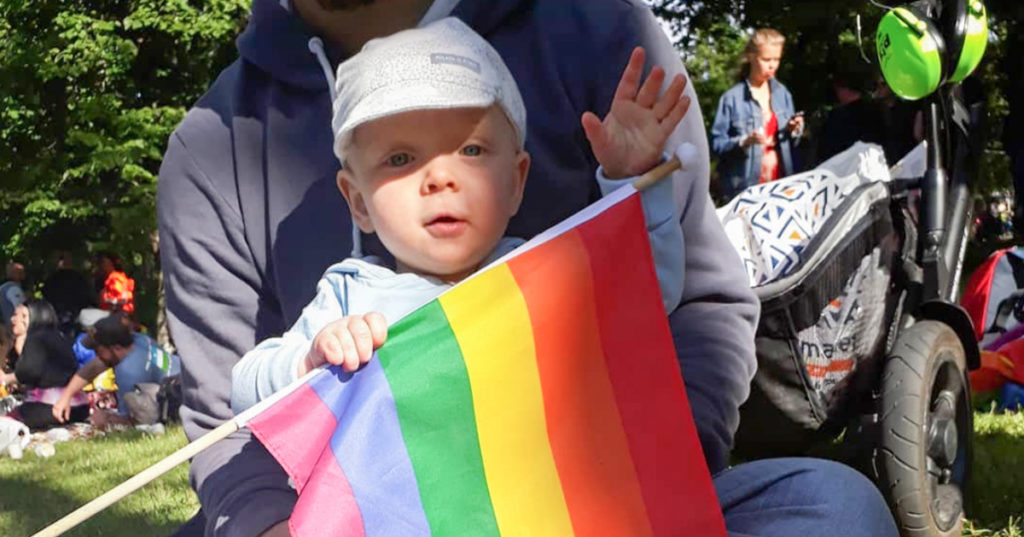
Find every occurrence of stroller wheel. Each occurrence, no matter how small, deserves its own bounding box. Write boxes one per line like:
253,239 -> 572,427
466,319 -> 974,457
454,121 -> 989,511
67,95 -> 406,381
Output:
874,321 -> 972,537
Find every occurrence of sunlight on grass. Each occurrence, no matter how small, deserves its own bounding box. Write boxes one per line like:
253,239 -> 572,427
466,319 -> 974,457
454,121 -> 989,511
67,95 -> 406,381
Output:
964,517 -> 1024,537
966,410 -> 1024,537
0,425 -> 197,537
1,413 -> 1023,536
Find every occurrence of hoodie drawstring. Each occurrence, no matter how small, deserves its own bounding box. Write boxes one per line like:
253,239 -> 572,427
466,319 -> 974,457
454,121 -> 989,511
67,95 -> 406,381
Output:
307,37 -> 339,106
308,36 -> 363,258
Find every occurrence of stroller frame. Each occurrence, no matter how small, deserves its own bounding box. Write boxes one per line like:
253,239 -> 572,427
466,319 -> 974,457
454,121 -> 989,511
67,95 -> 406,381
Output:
732,5 -> 985,531
868,69 -> 983,537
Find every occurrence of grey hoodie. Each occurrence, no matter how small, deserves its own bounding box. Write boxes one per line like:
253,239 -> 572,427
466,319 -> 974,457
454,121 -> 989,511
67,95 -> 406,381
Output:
157,1 -> 758,534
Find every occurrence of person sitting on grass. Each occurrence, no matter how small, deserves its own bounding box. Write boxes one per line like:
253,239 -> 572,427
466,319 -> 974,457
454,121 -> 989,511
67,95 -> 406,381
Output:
231,17 -> 690,411
1,299 -> 89,428
52,312 -> 180,429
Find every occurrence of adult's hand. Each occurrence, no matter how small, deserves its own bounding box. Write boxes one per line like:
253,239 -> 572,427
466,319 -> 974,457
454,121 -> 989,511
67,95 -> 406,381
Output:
787,114 -> 805,137
52,397 -> 71,423
741,129 -> 769,148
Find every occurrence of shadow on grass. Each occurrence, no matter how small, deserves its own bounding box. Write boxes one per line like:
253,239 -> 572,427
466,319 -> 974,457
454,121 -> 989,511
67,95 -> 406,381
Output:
0,472 -> 189,537
0,427 -> 198,537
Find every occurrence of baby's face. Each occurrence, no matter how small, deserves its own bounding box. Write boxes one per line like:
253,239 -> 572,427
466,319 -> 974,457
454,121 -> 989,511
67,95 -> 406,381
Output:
338,105 -> 530,282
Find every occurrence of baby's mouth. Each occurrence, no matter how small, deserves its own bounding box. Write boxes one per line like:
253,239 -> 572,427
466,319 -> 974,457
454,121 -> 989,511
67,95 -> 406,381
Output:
425,215 -> 467,237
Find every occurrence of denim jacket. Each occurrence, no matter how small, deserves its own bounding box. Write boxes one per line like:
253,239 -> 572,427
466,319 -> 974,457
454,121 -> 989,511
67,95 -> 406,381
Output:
710,78 -> 800,199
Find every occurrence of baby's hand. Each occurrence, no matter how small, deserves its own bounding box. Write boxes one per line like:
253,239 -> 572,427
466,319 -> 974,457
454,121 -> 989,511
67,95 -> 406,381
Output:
302,313 -> 388,374
581,47 -> 691,180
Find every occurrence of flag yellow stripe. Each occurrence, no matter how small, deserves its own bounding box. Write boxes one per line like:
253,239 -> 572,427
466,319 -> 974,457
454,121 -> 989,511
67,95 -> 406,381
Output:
440,265 -> 575,536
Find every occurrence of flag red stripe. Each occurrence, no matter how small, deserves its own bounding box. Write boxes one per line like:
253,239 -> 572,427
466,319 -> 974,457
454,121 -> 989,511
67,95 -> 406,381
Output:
249,381 -> 341,494
577,194 -> 727,536
289,447 -> 365,537
507,229 -> 654,536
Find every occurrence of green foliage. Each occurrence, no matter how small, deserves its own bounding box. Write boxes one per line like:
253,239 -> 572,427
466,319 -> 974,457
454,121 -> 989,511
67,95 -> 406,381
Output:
682,22 -> 747,132
0,0 -> 248,326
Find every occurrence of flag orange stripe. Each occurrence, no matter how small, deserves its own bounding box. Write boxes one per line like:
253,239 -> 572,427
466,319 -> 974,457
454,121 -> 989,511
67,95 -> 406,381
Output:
507,229 -> 654,537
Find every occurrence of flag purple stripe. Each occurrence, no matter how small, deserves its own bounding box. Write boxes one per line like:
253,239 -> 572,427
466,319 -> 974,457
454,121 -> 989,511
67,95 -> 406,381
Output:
312,363 -> 432,535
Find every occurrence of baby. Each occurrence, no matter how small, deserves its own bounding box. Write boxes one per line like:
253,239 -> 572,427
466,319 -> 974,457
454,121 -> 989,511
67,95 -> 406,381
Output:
231,17 -> 692,412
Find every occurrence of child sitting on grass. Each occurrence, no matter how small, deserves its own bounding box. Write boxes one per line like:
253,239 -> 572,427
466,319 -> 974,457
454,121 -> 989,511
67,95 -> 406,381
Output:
231,16 -> 692,412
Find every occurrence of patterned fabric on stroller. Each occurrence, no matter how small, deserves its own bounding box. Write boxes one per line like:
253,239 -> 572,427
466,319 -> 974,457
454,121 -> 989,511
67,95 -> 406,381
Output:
719,143 -> 905,454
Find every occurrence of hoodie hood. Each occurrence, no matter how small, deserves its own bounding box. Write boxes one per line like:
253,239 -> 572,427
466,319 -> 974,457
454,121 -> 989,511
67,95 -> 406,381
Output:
236,0 -> 532,92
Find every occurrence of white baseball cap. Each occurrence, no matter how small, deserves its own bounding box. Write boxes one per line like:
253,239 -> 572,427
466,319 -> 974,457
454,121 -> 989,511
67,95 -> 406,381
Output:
331,17 -> 527,164
76,308 -> 109,329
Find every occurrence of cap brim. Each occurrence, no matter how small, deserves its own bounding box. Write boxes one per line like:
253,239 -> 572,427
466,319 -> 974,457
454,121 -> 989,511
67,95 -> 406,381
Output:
335,82 -> 498,162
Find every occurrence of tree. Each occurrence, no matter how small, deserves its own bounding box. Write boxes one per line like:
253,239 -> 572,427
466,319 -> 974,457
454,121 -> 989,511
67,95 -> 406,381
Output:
0,0 -> 248,330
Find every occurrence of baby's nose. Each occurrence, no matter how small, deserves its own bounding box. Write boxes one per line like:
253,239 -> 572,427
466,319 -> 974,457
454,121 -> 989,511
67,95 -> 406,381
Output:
423,166 -> 459,193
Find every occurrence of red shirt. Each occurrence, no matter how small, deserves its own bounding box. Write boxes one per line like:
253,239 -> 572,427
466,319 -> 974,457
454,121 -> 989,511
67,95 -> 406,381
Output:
759,111 -> 780,183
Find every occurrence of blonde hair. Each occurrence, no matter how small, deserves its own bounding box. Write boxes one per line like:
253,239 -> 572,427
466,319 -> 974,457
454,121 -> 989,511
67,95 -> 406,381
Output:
738,28 -> 786,82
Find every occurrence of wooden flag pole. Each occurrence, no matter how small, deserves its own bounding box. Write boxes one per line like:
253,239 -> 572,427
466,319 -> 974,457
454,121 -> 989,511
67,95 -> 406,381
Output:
632,157 -> 681,191
631,142 -> 698,191
30,419 -> 239,537
31,366 -> 322,537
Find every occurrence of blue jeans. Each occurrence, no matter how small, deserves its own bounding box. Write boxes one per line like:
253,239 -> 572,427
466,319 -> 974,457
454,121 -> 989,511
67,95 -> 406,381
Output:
716,458 -> 899,537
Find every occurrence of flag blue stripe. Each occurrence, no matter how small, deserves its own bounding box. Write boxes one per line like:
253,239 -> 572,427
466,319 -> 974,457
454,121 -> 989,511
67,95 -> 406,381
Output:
310,364 -> 431,535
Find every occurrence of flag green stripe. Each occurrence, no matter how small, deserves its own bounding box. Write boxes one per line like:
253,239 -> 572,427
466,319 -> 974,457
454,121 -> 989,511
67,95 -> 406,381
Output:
377,300 -> 500,536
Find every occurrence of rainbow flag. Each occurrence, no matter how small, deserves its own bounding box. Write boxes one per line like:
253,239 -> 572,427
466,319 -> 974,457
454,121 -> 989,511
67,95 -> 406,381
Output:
247,186 -> 726,536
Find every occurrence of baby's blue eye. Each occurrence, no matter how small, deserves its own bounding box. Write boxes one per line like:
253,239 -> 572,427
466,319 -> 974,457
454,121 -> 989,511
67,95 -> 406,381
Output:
461,145 -> 482,157
387,153 -> 411,167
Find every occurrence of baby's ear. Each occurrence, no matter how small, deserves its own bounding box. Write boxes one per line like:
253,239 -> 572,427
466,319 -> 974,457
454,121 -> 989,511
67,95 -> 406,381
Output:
336,169 -> 375,233
508,150 -> 531,216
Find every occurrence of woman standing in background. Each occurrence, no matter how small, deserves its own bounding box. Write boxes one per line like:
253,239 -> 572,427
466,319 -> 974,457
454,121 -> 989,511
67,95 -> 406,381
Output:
710,29 -> 804,200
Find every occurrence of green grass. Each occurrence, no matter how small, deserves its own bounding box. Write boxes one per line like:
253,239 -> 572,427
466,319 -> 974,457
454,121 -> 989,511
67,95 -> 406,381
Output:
0,425 -> 198,537
965,411 -> 1024,536
0,414 -> 1021,536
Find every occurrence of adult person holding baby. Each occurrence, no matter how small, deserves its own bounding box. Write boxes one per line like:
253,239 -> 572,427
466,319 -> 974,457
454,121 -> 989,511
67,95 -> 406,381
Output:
710,28 -> 805,201
158,2 -> 894,536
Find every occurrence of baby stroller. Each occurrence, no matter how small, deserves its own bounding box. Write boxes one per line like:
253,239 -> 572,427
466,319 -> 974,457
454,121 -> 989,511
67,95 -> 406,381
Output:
720,2 -> 987,535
